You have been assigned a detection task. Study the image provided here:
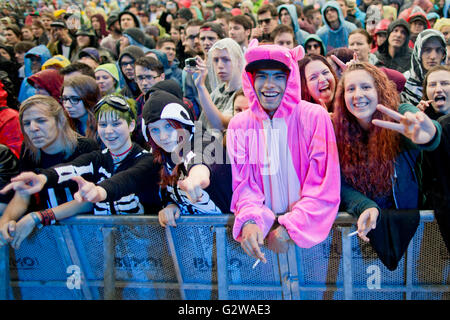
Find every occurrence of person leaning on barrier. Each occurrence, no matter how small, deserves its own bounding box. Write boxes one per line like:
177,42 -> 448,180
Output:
0,94 -> 162,249
332,62 -> 442,270
140,83 -> 232,227
0,95 -> 99,247
226,39 -> 341,263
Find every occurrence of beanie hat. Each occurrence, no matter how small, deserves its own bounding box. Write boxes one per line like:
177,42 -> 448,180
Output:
95,63 -> 120,89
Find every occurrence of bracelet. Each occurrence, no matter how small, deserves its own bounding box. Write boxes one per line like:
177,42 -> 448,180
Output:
38,208 -> 56,226
30,212 -> 43,229
242,219 -> 257,228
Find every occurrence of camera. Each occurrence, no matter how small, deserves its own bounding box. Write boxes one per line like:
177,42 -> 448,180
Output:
185,58 -> 197,67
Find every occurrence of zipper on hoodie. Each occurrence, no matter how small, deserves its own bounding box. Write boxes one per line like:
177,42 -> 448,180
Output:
391,166 -> 399,209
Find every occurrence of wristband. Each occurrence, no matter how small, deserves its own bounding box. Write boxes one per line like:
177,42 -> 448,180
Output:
30,212 -> 43,229
38,208 -> 56,226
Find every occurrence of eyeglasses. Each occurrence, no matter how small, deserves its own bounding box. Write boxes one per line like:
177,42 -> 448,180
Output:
306,43 -> 321,50
94,95 -> 134,119
186,33 -> 199,41
258,18 -> 274,25
135,74 -> 160,82
120,59 -> 135,67
61,95 -> 82,104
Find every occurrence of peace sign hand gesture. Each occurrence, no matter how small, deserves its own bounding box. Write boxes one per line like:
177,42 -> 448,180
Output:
372,104 -> 437,145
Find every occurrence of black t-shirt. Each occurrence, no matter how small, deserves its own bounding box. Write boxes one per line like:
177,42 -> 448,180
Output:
19,137 -> 99,211
161,132 -> 233,215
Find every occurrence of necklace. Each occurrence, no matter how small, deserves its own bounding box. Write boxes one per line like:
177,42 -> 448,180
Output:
110,145 -> 133,163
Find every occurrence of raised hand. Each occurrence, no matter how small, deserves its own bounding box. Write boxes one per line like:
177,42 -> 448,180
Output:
71,176 -> 107,203
372,104 -> 437,145
185,56 -> 208,89
158,204 -> 181,227
0,172 -> 47,196
330,53 -> 358,73
417,100 -> 433,112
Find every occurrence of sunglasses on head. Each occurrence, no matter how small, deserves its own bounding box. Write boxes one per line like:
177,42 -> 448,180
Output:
94,95 -> 134,119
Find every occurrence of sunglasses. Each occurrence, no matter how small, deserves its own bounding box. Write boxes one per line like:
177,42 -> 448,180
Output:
94,95 -> 134,119
258,18 -> 273,25
120,59 -> 135,67
306,43 -> 321,50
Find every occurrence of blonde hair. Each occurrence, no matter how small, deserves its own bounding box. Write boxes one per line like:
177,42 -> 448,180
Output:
19,95 -> 80,163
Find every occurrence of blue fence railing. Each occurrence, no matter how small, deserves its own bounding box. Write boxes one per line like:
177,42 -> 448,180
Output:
0,211 -> 449,300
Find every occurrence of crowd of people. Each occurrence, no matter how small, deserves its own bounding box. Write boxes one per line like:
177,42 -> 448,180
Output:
0,0 -> 449,272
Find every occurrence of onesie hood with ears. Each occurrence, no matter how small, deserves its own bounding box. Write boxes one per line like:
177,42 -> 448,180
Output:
242,39 -> 304,120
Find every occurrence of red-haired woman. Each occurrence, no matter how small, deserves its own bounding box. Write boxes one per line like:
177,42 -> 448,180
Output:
332,63 -> 441,267
91,14 -> 109,43
298,53 -> 338,112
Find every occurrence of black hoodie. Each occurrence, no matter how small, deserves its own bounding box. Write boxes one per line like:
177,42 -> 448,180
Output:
118,45 -> 145,99
375,19 -> 412,73
142,84 -> 233,215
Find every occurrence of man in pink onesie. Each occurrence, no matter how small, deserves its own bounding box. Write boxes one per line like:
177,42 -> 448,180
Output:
226,39 -> 341,262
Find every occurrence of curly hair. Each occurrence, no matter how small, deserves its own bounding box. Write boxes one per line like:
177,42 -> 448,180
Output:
332,62 -> 401,197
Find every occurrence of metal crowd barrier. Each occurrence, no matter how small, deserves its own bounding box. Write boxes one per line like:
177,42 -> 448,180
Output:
0,211 -> 449,300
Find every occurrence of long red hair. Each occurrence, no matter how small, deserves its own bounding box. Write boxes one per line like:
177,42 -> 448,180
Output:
332,63 -> 401,197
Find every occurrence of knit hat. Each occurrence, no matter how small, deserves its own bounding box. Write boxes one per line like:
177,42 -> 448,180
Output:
41,55 -> 71,70
79,47 -> 100,63
95,63 -> 120,91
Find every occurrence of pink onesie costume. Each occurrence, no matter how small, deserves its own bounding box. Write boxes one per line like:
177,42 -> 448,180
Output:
227,40 -> 341,248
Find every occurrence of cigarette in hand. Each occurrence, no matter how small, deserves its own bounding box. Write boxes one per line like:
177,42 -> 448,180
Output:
347,230 -> 358,237
252,258 -> 261,269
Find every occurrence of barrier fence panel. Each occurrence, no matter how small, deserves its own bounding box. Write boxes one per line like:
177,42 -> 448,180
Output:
1,212 -> 449,300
